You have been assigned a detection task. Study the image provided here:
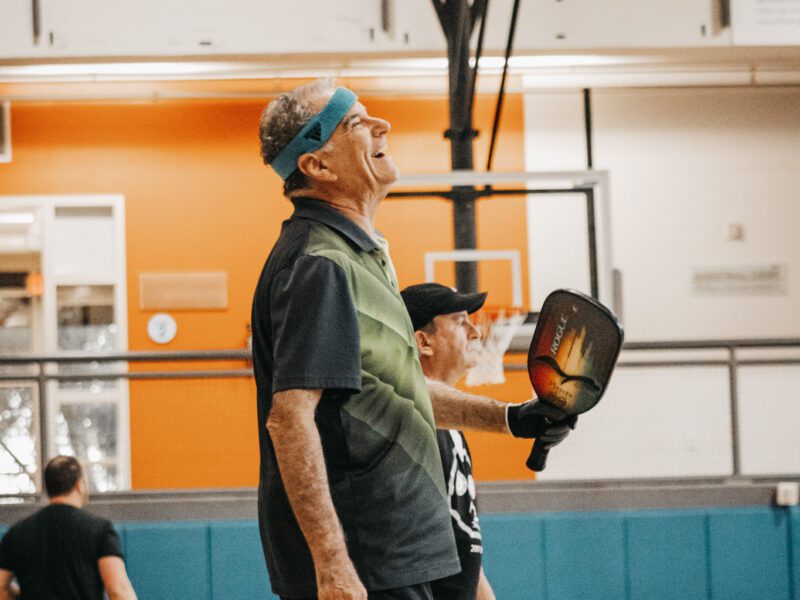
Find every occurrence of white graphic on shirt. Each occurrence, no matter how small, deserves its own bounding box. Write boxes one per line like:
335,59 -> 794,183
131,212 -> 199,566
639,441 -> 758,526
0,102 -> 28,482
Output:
445,429 -> 481,545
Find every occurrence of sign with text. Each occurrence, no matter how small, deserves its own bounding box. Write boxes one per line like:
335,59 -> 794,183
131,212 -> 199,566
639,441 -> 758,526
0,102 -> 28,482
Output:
692,264 -> 788,296
731,0 -> 800,45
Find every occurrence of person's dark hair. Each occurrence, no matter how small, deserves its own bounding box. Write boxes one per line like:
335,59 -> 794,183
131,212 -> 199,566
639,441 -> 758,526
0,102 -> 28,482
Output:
419,320 -> 437,334
44,455 -> 84,498
258,79 -> 335,197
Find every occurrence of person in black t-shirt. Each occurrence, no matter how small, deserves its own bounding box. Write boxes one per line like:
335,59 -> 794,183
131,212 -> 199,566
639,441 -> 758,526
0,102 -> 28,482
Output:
0,456 -> 137,600
401,283 -> 574,600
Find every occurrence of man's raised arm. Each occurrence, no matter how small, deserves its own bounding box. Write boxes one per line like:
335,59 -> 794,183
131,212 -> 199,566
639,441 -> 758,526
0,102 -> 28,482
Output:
268,389 -> 367,600
426,379 -> 509,432
426,379 -> 572,445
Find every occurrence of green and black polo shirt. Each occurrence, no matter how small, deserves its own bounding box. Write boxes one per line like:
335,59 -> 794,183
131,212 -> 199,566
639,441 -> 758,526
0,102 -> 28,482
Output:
251,197 -> 459,597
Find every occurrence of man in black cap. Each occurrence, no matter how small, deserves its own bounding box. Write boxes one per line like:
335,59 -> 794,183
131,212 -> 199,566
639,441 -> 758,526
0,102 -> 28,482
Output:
401,283 -> 572,600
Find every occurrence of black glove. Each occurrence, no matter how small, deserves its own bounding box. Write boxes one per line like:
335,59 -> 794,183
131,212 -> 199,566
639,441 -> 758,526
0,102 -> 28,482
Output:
537,415 -> 577,449
506,401 -> 577,449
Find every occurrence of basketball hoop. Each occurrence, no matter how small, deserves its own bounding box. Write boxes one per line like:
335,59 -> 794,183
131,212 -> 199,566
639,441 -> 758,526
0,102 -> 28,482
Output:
465,305 -> 526,386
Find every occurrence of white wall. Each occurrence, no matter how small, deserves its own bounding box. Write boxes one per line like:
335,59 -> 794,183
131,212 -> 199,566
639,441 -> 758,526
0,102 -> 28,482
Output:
0,0 -> 730,60
539,364 -> 735,480
524,86 -> 800,342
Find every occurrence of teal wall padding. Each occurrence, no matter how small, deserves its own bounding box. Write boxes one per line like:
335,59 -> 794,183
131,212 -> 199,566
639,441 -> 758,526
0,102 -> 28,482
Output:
707,508 -> 792,600
542,512 -> 627,599
481,514 -> 546,599
791,506 -> 800,600
122,521 -> 211,600
2,506 -> 799,599
625,510 -> 708,600
479,507 -> 799,600
209,520 -> 275,600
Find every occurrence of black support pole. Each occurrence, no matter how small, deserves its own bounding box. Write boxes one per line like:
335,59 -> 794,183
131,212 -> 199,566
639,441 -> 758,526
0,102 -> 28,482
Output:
583,88 -> 594,169
32,0 -> 41,45
436,0 -> 486,293
583,88 -> 599,298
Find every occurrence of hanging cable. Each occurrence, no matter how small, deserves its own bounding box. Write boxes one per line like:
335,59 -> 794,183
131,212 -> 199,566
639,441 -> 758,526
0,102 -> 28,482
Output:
466,0 -> 489,126
485,0 -> 521,173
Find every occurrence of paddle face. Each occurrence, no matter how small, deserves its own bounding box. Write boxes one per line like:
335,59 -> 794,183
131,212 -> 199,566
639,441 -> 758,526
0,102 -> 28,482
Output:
527,289 -> 624,416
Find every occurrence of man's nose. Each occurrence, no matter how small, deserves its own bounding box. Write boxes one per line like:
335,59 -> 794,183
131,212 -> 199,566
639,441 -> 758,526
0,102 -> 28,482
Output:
371,117 -> 391,135
467,320 -> 481,341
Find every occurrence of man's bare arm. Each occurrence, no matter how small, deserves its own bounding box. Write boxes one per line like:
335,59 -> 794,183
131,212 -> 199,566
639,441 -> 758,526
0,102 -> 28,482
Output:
98,556 -> 137,600
0,569 -> 19,600
427,379 -> 509,433
427,379 -> 572,447
268,389 -> 367,600
476,568 -> 496,600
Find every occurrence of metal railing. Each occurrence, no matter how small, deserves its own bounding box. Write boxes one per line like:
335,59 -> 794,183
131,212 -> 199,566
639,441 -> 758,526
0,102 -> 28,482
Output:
0,349 -> 252,494
505,337 -> 800,479
1,339 -> 799,495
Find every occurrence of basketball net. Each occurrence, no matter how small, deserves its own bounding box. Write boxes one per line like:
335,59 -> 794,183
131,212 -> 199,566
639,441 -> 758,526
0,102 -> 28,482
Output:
465,306 -> 526,386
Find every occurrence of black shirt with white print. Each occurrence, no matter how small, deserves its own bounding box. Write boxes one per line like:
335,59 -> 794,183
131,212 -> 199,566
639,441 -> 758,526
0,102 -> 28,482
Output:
430,429 -> 482,600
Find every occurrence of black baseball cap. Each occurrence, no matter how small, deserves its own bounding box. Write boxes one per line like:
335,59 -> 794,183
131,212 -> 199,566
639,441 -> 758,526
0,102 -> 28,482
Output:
400,283 -> 488,331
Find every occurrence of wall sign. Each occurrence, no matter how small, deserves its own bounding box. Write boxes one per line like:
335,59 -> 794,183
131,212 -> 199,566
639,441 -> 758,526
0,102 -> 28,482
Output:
731,0 -> 800,45
147,312 -> 177,344
139,271 -> 228,310
692,264 -> 788,296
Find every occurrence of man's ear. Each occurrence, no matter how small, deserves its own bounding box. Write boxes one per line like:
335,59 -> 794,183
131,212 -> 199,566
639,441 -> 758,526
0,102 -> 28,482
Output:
297,152 -> 337,183
414,330 -> 434,357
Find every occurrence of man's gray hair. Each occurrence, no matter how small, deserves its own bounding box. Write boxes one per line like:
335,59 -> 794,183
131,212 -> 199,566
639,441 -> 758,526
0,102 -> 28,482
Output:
259,78 -> 336,197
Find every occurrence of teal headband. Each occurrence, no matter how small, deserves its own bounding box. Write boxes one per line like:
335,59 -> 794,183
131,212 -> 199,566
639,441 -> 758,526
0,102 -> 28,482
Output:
270,87 -> 359,180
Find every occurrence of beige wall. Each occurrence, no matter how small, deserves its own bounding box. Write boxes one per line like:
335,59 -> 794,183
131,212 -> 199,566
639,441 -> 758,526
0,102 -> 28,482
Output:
525,86 -> 800,341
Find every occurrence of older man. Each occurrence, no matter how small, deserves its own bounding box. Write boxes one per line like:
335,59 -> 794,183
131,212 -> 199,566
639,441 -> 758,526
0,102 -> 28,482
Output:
401,282 -> 496,600
0,456 -> 137,600
253,80 -> 569,600
401,283 -> 573,600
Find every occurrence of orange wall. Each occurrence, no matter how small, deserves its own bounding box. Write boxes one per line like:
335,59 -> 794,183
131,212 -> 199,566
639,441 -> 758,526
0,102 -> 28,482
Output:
0,91 -> 535,487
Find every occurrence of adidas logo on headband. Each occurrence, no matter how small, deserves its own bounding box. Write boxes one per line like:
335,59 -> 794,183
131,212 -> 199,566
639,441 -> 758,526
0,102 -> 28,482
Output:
270,88 -> 359,180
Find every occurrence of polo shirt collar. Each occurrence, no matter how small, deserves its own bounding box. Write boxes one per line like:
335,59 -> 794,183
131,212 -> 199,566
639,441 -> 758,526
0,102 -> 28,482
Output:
291,197 -> 379,252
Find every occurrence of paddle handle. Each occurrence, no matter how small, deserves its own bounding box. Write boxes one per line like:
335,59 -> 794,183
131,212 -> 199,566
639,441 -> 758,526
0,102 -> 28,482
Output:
526,437 -> 549,472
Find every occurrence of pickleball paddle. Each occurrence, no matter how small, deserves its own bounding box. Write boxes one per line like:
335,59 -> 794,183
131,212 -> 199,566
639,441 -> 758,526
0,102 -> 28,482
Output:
525,289 -> 624,471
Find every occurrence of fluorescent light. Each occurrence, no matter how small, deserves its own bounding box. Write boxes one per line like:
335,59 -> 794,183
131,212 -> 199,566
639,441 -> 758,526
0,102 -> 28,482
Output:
476,55 -> 657,69
521,66 -> 752,89
347,55 -> 650,75
0,54 -> 662,83
0,212 -> 35,225
0,61 -> 251,78
0,53 -> 770,91
352,58 -> 449,72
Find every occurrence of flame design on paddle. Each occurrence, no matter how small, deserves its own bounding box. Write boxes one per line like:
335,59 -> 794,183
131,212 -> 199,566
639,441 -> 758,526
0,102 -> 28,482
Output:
530,325 -> 603,413
530,356 -> 601,390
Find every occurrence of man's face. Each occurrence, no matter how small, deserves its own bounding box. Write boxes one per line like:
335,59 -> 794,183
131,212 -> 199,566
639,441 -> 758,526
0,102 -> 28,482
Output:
427,311 -> 482,381
314,94 -> 399,194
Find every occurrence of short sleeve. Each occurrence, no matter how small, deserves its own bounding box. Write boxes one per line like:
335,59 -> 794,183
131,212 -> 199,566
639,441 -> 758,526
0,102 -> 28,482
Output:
270,255 -> 361,394
0,528 -> 14,571
96,522 -> 124,559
